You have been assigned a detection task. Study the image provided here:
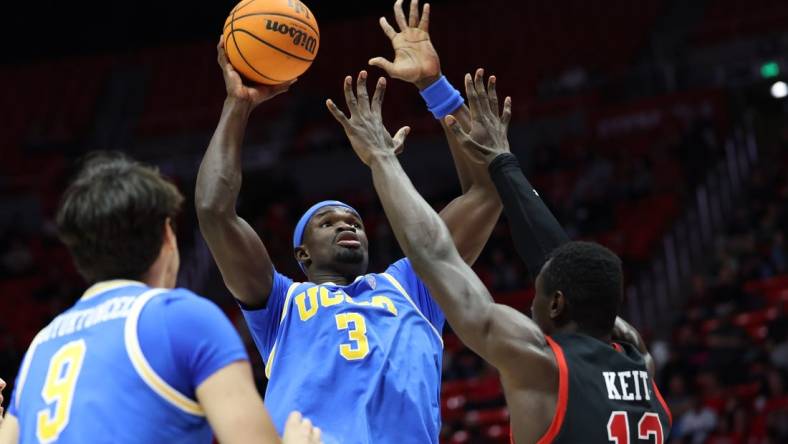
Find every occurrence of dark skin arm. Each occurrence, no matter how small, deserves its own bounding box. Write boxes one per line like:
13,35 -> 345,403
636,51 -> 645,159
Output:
613,317 -> 656,377
327,73 -> 558,444
195,38 -> 292,309
370,0 -> 501,265
446,80 -> 656,379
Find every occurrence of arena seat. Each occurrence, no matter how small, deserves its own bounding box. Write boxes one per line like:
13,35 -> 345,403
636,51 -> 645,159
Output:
464,407 -> 509,428
484,423 -> 511,443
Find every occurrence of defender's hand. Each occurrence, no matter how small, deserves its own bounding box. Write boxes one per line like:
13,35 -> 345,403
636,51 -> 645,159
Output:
326,71 -> 410,166
445,69 -> 512,165
283,412 -> 323,444
217,36 -> 294,107
369,0 -> 441,90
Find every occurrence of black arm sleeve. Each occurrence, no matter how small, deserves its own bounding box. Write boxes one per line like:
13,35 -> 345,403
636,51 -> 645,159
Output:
488,153 -> 570,279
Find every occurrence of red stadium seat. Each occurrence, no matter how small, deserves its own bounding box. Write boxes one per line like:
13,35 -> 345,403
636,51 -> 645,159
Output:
442,379 -> 474,399
441,395 -> 467,424
465,377 -> 504,406
448,430 -> 471,444
769,289 -> 788,309
464,408 -> 509,427
701,319 -> 720,334
744,274 -> 788,295
733,307 -> 779,328
485,423 -> 512,443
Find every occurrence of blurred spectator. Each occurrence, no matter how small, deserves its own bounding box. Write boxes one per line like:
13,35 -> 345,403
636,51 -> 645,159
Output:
706,309 -> 750,384
665,374 -> 693,419
673,396 -> 718,444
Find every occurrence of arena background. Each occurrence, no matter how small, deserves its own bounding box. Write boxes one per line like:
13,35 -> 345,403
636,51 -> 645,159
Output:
2,0 -> 788,442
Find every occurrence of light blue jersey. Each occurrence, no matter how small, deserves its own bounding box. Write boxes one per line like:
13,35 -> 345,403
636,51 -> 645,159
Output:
8,280 -> 248,444
242,258 -> 445,444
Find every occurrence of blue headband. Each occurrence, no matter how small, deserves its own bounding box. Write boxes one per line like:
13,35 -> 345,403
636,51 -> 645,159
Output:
293,200 -> 359,272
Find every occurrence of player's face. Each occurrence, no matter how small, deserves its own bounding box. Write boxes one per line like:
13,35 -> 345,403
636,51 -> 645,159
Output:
302,206 -> 369,276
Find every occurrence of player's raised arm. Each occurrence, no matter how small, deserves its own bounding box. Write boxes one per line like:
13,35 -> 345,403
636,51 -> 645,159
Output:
371,0 -> 501,265
325,72 -> 554,378
446,76 -> 654,369
444,80 -> 569,277
196,37 -> 292,308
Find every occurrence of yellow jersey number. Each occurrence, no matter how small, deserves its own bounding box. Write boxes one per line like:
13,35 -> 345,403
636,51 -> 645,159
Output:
335,313 -> 369,360
36,339 -> 87,444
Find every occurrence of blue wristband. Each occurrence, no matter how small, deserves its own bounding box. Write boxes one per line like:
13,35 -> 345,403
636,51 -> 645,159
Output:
419,75 -> 464,119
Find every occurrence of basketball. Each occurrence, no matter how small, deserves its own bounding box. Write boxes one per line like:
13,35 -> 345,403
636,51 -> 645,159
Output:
223,0 -> 319,85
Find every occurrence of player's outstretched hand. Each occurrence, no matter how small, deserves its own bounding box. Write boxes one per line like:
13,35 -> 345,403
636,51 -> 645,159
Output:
217,36 -> 295,108
283,411 -> 323,444
369,0 -> 441,90
326,71 -> 410,166
444,69 -> 512,165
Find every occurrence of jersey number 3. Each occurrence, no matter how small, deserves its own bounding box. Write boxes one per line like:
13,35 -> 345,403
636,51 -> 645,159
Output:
36,339 -> 87,444
608,411 -> 663,444
335,313 -> 369,360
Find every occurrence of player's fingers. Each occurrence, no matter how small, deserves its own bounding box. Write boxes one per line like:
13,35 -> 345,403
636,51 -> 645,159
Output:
356,71 -> 371,112
217,37 -> 229,68
487,75 -> 499,117
275,78 -> 297,90
371,77 -> 387,116
501,96 -> 513,127
419,3 -> 430,31
379,17 -> 397,40
326,99 -> 350,127
286,411 -> 303,427
408,0 -> 419,28
342,75 -> 358,112
445,115 -> 488,161
394,0 -> 408,31
261,79 -> 296,99
464,73 -> 482,117
474,68 -> 492,114
444,115 -> 472,143
392,126 -> 411,149
312,427 -> 322,444
473,68 -> 485,95
369,57 -> 397,76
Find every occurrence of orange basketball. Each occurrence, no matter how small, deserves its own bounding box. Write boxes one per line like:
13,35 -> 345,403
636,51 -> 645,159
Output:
223,0 -> 319,85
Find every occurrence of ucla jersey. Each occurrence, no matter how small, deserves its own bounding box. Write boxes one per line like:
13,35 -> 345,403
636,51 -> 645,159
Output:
8,280 -> 248,444
242,258 -> 445,444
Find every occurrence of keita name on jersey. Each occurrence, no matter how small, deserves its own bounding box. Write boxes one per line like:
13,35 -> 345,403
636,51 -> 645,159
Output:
602,370 -> 652,401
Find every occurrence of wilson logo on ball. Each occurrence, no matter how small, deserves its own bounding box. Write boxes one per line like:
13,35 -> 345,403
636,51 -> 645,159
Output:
265,20 -> 317,54
223,0 -> 320,85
